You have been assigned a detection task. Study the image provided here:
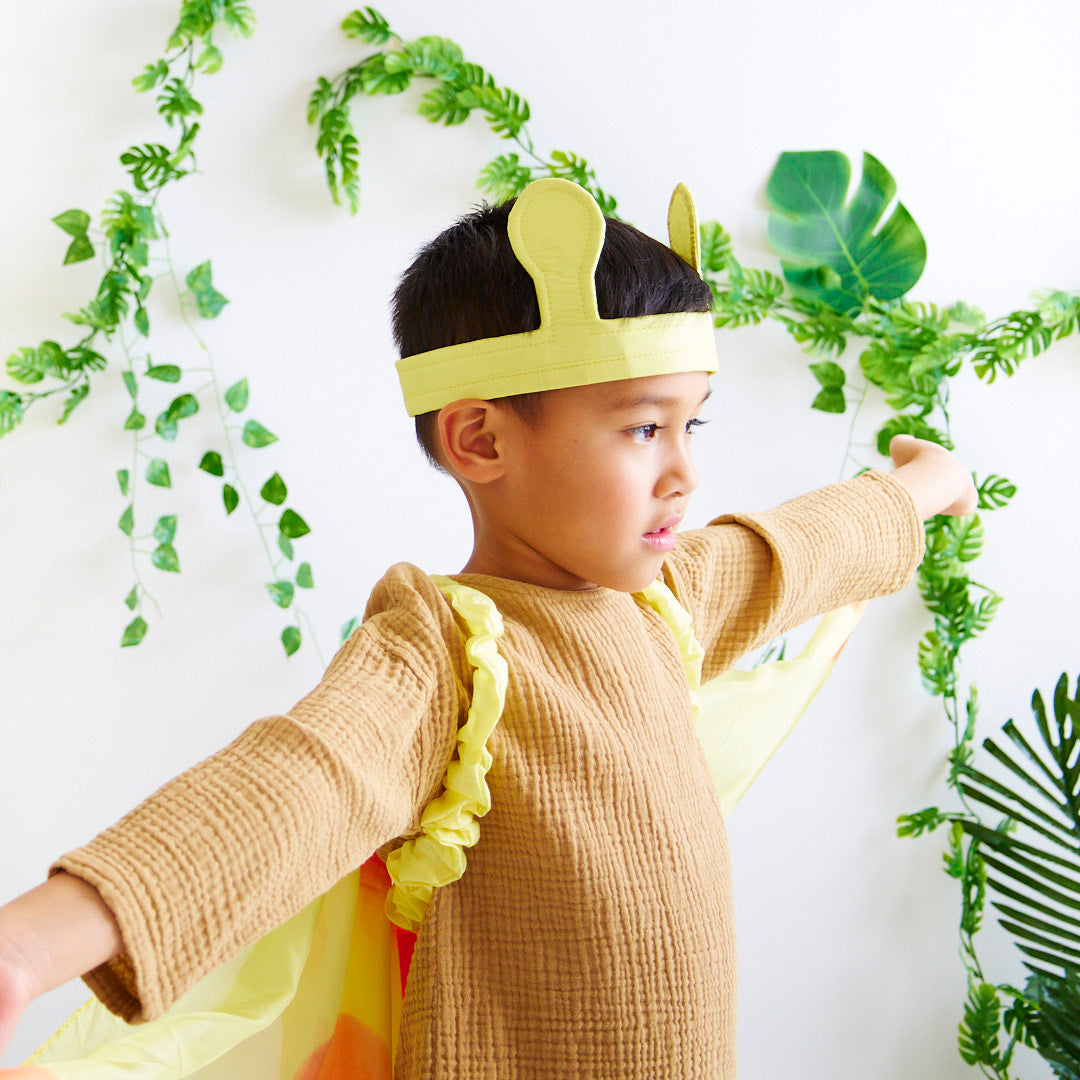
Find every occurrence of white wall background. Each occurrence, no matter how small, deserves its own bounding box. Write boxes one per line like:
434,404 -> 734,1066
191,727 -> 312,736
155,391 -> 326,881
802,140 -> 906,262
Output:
2,1 -> 1079,1076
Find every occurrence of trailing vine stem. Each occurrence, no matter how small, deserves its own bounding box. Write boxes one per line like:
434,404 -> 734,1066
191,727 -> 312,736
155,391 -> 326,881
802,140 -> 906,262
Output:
159,231 -> 328,668
1,0 -> 347,659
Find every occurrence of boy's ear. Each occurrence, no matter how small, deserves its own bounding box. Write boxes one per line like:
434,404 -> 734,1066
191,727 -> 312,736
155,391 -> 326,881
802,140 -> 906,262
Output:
436,399 -> 506,483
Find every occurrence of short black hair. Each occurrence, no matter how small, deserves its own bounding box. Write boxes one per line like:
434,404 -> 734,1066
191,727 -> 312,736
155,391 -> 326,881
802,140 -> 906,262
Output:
391,197 -> 713,468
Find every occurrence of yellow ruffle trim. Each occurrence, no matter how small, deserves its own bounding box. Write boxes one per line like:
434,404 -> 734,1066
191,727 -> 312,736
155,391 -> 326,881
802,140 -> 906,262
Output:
385,576 -> 510,932
385,576 -> 703,932
637,578 -> 705,723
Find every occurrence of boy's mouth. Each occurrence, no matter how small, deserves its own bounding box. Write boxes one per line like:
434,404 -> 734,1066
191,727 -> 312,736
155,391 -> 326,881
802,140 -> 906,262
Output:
641,515 -> 683,552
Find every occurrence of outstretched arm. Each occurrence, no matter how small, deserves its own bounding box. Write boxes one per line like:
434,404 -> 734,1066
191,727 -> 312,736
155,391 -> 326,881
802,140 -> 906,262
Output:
887,434 -> 977,520
664,436 -> 975,681
0,872 -> 122,1059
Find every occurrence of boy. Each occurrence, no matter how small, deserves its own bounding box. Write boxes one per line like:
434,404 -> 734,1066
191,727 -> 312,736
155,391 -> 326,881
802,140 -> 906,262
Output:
0,178 -> 975,1078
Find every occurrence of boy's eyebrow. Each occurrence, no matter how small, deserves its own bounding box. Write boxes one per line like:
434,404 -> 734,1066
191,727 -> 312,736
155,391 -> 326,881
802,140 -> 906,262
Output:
608,387 -> 713,412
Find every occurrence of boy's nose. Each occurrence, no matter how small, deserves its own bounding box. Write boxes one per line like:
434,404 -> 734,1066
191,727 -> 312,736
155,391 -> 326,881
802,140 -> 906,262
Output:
658,444 -> 698,498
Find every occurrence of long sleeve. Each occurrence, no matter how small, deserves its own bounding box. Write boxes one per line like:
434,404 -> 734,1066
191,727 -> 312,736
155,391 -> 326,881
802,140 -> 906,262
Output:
662,471 -> 924,681
50,565 -> 467,1022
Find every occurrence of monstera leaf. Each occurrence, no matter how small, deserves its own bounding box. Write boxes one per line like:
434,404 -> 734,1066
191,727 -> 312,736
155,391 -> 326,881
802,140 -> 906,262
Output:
766,151 -> 926,315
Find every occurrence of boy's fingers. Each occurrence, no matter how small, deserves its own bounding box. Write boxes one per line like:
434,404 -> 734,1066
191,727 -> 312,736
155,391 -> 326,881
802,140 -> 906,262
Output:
887,433 -> 918,467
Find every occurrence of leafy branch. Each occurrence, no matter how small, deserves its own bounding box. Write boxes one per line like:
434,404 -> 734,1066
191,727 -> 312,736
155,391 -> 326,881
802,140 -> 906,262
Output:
1,0 -> 337,659
309,7 -> 617,216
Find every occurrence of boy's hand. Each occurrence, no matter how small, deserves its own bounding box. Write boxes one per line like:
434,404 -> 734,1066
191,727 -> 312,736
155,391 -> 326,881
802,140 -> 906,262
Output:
0,947 -> 33,1062
888,434 -> 978,520
0,874 -> 123,1060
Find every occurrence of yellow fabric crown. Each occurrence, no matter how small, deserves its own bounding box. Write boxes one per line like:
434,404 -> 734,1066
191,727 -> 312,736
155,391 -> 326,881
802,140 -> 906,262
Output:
396,177 -> 718,416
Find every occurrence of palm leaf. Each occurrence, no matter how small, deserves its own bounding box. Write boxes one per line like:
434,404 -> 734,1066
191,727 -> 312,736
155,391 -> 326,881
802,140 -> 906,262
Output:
1027,970 -> 1080,1080
956,674 -> 1080,1071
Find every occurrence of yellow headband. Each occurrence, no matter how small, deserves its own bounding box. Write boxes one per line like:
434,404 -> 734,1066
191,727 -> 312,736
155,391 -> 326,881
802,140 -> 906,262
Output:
396,178 -> 718,416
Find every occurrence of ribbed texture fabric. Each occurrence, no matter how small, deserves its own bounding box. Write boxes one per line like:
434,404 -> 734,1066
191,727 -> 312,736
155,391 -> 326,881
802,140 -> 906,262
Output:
52,472 -> 923,1080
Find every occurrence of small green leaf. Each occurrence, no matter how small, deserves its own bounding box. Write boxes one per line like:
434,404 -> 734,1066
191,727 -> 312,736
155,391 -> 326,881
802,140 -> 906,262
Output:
340,616 -> 361,643
266,580 -> 295,608
260,472 -> 287,505
699,220 -> 733,274
194,44 -> 224,74
279,508 -> 311,539
152,543 -> 180,572
947,301 -> 986,329
155,412 -> 178,441
811,386 -> 846,413
133,305 -> 150,336
166,393 -> 199,420
0,391 -> 23,437
975,473 -> 1017,511
65,346 -> 107,373
153,515 -> 177,544
121,615 -> 148,647
281,625 -> 302,656
131,60 -> 169,93
146,458 -> 171,487
120,141 -> 183,192
117,469 -> 130,496
341,6 -> 393,43
958,981 -> 1001,1067
63,235 -> 96,265
185,260 -> 229,318
223,483 -> 239,514
123,406 -> 146,430
123,585 -> 138,611
146,364 -> 181,382
809,361 -> 846,388
52,209 -> 91,237
55,215 -> 94,264
278,533 -> 294,560
59,383 -> 90,424
199,451 -> 225,476
896,807 -> 946,838
5,347 -> 45,385
296,562 -> 314,589
223,0 -> 255,37
122,371 -> 137,398
242,419 -> 277,448
118,504 -> 134,536
224,378 -> 249,412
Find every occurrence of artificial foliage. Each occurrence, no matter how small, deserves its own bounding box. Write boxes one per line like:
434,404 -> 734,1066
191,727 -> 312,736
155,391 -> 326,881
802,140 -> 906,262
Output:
313,9 -> 1080,1076
0,0 -> 331,661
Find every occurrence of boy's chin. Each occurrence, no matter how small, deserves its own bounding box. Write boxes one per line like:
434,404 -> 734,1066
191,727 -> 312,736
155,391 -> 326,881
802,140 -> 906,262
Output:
591,561 -> 666,595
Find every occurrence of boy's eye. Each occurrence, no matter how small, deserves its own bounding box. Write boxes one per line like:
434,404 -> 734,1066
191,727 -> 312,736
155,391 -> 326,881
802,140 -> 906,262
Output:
686,417 -> 708,435
628,423 -> 660,441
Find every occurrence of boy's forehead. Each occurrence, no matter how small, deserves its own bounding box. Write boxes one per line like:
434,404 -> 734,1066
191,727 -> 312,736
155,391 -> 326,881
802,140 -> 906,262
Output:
551,371 -> 712,412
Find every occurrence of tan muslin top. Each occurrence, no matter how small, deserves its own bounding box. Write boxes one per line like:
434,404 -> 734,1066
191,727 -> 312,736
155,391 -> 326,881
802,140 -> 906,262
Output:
53,472 -> 924,1080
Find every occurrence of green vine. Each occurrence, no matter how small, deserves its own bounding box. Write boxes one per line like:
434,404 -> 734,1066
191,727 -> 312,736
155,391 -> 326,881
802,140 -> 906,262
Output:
311,10 -> 1080,1075
308,6 -> 617,216
0,0 -> 333,662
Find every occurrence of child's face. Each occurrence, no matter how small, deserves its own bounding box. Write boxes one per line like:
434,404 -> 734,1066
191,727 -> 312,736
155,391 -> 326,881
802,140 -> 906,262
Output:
472,370 -> 711,592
